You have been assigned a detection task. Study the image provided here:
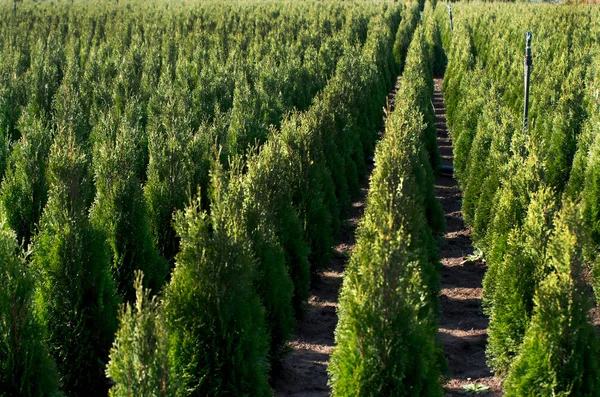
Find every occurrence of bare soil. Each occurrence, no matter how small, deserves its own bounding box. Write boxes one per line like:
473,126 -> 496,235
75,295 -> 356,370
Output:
272,78 -> 401,397
433,77 -> 503,396
273,77 -> 502,396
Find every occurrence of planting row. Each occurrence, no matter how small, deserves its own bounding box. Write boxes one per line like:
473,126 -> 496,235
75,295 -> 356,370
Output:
0,0 -> 420,395
329,5 -> 447,395
438,3 -> 600,395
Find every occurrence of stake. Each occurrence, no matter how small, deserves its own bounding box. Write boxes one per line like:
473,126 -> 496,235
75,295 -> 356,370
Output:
447,4 -> 453,32
523,32 -> 532,130
13,0 -> 16,17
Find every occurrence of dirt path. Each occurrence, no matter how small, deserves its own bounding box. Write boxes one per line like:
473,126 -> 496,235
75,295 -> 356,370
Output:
272,78 -> 401,397
433,78 -> 502,396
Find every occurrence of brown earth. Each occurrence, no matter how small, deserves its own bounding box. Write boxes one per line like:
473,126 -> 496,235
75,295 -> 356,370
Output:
273,77 -> 503,396
272,78 -> 401,397
433,77 -> 503,396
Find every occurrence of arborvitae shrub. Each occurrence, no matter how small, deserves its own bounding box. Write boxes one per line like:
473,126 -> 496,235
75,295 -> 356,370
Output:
216,153 -> 295,361
32,128 -> 119,396
52,61 -> 91,145
422,1 -> 446,77
164,179 -> 269,396
471,109 -> 517,243
0,218 -> 60,396
310,97 -> 351,219
106,271 -> 179,397
329,102 -> 443,397
450,75 -> 487,187
504,203 -> 600,396
144,74 -> 211,265
0,110 -> 51,247
461,98 -> 498,226
393,2 -> 419,73
90,113 -> 167,301
281,113 -> 335,274
486,188 -> 558,374
227,76 -> 265,158
243,139 -> 310,320
397,27 -> 444,236
481,136 -> 543,311
582,132 -> 600,299
402,27 -> 441,179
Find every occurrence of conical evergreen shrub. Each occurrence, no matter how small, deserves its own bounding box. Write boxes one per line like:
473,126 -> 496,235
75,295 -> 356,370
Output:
31,127 -> 119,396
106,271 -> 179,396
163,173 -> 269,396
0,110 -> 51,248
329,104 -> 443,396
486,188 -> 558,374
242,140 -> 310,345
504,203 -> 600,396
393,2 -> 420,73
144,71 -> 211,265
90,112 -> 167,301
0,217 -> 60,396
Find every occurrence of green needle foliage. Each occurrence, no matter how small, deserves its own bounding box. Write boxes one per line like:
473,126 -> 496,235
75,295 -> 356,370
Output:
329,23 -> 444,397
0,110 -> 51,248
394,2 -> 420,73
163,174 -> 269,396
0,218 -> 60,397
504,203 -> 600,397
106,271 -> 179,397
241,141 -> 309,353
486,188 -> 558,374
90,111 -> 167,301
144,73 -> 211,266
31,127 -> 119,396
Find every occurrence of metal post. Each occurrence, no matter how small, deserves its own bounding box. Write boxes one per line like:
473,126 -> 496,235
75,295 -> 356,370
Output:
13,0 -> 17,17
523,32 -> 532,130
448,4 -> 453,32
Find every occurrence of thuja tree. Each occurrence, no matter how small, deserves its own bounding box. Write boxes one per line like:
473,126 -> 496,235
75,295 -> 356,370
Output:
486,188 -> 558,374
582,131 -> 600,297
90,112 -> 167,301
144,71 -> 211,265
280,112 -> 336,275
0,109 -> 51,247
163,174 -> 270,396
32,127 -> 119,396
0,219 -> 60,396
504,203 -> 600,396
393,1 -> 419,73
106,271 -> 179,397
480,135 -> 544,311
329,101 -> 443,397
240,140 -> 310,356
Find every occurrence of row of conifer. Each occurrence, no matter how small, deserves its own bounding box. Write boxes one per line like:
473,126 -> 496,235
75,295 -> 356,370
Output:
0,1 -> 415,395
329,5 -> 448,395
438,4 -> 600,395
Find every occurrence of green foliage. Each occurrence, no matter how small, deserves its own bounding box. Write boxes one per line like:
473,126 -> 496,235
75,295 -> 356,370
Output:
32,128 -> 119,396
90,112 -> 167,301
0,218 -> 60,397
504,203 -> 600,397
0,1 -> 408,392
486,188 -> 558,374
394,2 -> 420,74
164,181 -> 269,396
144,76 -> 211,266
0,110 -> 51,248
329,22 -> 444,396
240,142 -> 307,354
106,271 -> 179,397
441,4 -> 600,392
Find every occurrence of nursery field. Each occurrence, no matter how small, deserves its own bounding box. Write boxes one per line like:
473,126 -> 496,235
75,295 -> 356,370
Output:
1,0 -> 600,396
438,2 -> 600,396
